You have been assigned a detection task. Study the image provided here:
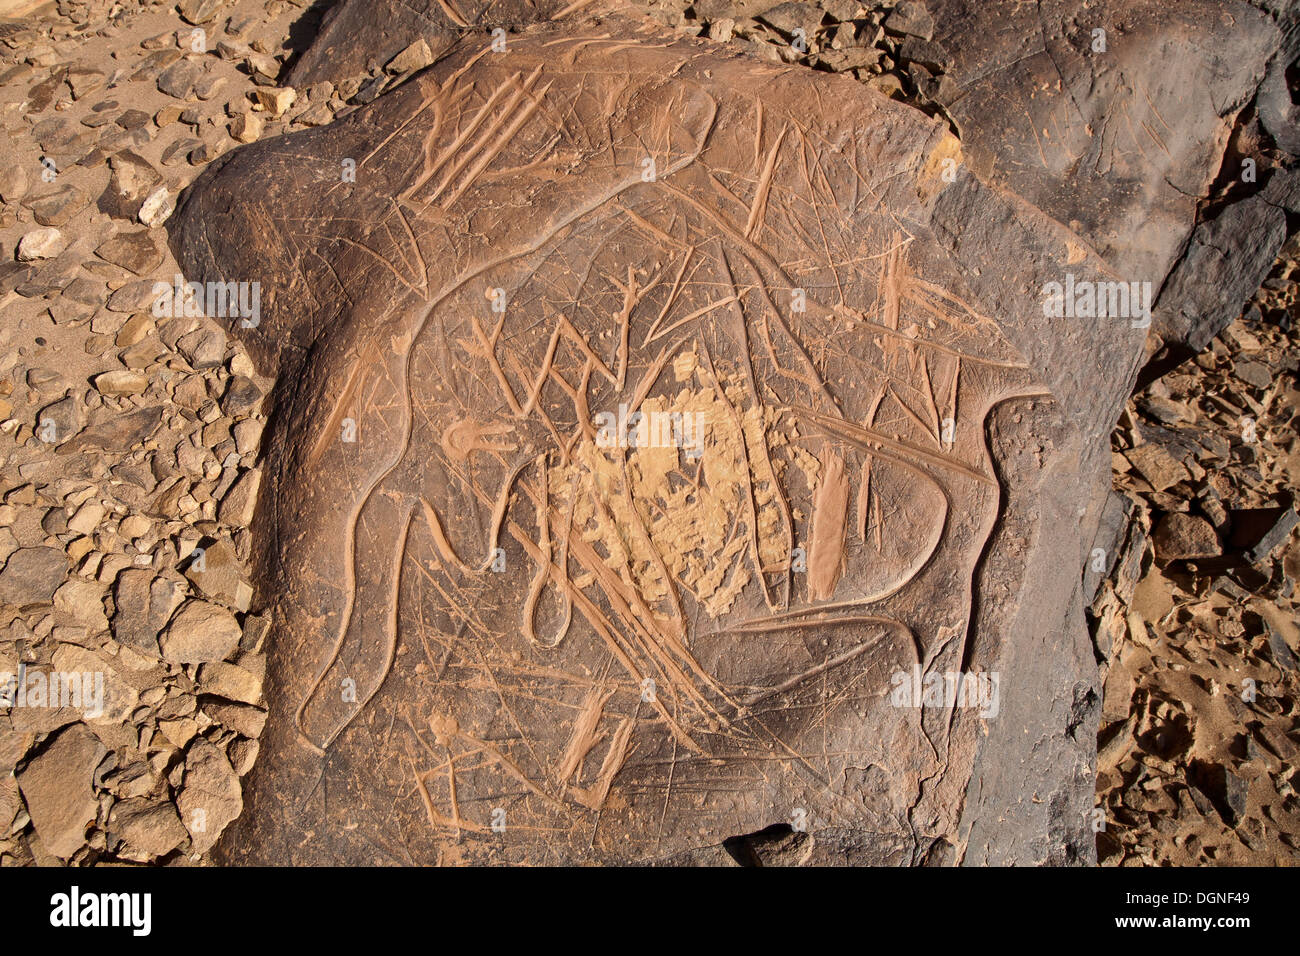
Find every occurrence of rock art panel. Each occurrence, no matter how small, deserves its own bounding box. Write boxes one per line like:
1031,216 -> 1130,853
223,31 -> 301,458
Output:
172,18 -> 1145,863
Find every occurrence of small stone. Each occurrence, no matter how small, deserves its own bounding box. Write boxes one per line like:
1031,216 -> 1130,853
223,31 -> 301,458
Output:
115,108 -> 153,131
27,367 -> 63,390
0,547 -> 69,607
159,717 -> 199,749
868,73 -> 904,99
229,111 -> 263,144
177,0 -> 225,25
0,163 -> 30,203
157,58 -> 203,99
67,500 -> 106,535
26,185 -> 85,227
98,150 -> 161,221
155,105 -> 184,127
1153,512 -> 1221,561
1266,623 -> 1297,671
138,187 -> 174,227
51,644 -> 138,722
222,375 -> 262,415
1124,442 -> 1189,493
818,47 -> 884,72
898,36 -> 950,72
214,39 -> 249,61
229,352 -> 256,377
1234,359 -> 1272,390
161,137 -> 204,166
66,67 -> 106,100
15,724 -> 106,859
53,579 -> 110,633
758,2 -> 823,41
251,86 -> 296,118
177,328 -> 226,369
229,737 -> 259,775
1137,395 -> 1188,425
295,103 -> 334,127
112,570 -> 185,656
17,227 -> 66,261
386,39 -> 434,75
188,141 -> 227,165
233,418 -> 263,456
119,514 -> 152,539
37,395 -> 82,445
160,599 -> 242,663
95,230 -> 163,275
201,699 -> 266,738
186,538 -> 252,611
116,314 -> 156,347
219,468 -> 261,526
93,370 -> 149,396
108,798 -> 189,860
106,278 -> 161,312
194,74 -> 226,100
198,660 -> 263,704
245,52 -> 280,80
1239,506 -> 1299,565
352,75 -> 385,105
884,1 -> 935,41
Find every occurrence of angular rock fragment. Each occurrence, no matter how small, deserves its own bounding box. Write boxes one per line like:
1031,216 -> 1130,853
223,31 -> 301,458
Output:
156,57 -> 203,99
51,644 -> 139,723
98,150 -> 163,221
92,370 -> 149,396
197,661 -> 262,705
1155,169 -> 1300,354
15,724 -> 106,859
160,599 -> 242,663
109,797 -> 189,860
173,19 -> 1147,865
177,738 -> 242,853
17,227 -> 66,261
26,184 -> 85,227
185,538 -> 252,611
94,230 -> 163,275
1153,512 -> 1221,562
0,547 -> 70,607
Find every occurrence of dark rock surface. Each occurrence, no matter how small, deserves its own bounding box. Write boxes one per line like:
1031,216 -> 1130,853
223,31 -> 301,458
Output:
286,0 -> 571,88
927,0 -> 1280,284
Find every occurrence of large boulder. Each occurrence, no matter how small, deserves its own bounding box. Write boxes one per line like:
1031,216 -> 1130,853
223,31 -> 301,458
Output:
172,15 -> 1147,864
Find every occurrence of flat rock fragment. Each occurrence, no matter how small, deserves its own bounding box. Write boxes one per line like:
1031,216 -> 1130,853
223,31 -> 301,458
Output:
15,725 -> 106,859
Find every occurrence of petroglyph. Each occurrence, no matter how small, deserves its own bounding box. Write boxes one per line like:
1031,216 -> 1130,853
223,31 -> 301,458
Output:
172,16 -> 1145,864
